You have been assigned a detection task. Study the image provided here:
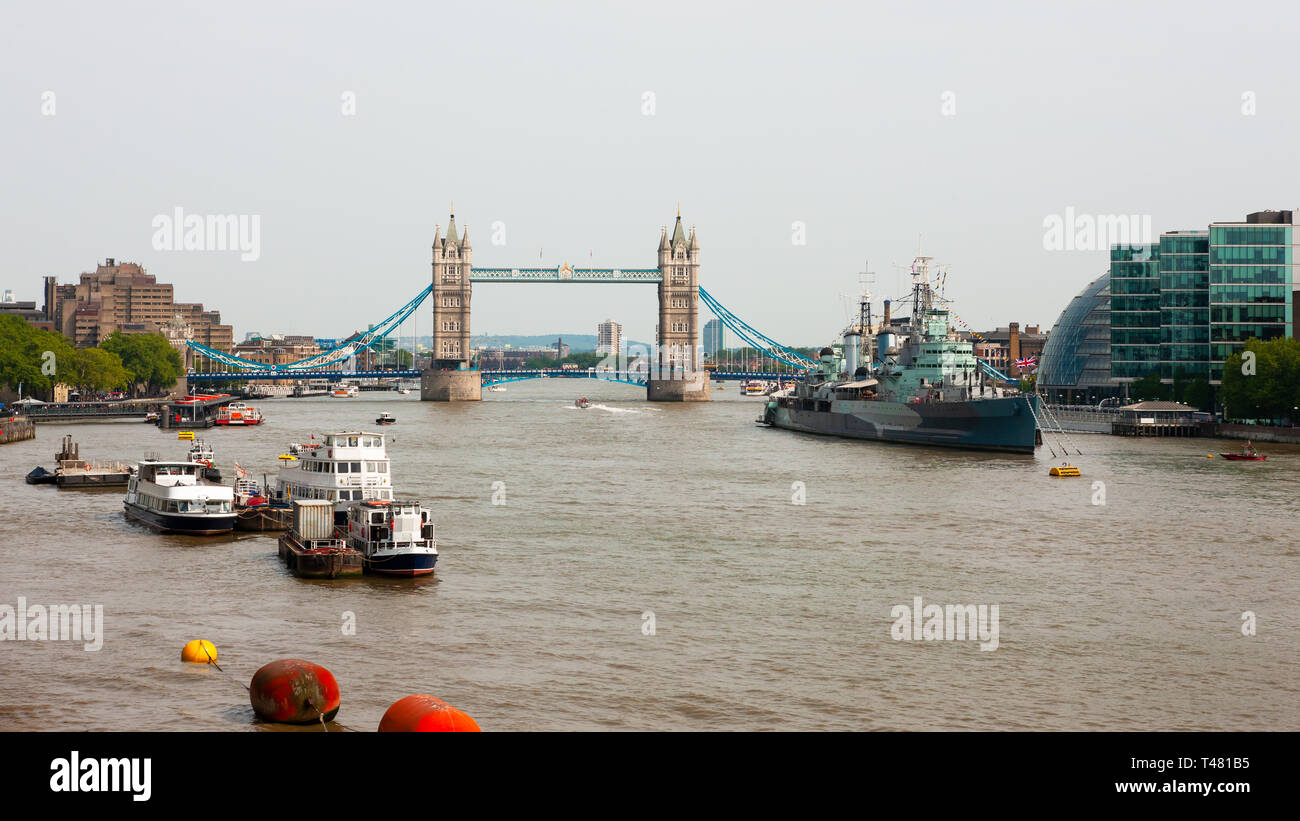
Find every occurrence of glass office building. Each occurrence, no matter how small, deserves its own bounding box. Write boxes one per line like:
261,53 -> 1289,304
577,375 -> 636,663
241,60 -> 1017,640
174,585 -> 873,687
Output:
1158,231 -> 1210,381
1107,210 -> 1295,385
1109,243 -> 1161,379
1207,215 -> 1294,382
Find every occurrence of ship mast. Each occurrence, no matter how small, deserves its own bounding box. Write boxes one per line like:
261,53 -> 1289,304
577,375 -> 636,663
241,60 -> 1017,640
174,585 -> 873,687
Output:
911,255 -> 935,325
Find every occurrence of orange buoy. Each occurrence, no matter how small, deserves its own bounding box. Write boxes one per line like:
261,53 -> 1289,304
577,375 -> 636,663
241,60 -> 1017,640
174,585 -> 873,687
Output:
249,659 -> 340,724
181,639 -> 218,664
378,694 -> 481,732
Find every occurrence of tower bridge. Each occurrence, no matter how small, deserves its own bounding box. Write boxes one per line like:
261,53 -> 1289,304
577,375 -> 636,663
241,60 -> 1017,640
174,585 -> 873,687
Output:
425,208 -> 707,401
183,208 -> 821,398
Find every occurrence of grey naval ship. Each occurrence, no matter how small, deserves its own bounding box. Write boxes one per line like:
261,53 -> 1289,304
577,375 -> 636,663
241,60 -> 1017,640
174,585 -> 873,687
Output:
760,256 -> 1039,454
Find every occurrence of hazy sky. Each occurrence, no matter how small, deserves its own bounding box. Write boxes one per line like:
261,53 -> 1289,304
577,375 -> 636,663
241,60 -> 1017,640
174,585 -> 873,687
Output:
4,1 -> 1298,347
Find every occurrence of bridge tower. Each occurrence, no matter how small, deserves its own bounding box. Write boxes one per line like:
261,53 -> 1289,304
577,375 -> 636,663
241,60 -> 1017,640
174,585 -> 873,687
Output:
422,208 -> 482,400
649,211 -> 710,401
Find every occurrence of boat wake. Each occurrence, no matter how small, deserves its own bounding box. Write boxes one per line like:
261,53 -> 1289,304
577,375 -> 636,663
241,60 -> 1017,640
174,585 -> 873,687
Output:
565,403 -> 641,414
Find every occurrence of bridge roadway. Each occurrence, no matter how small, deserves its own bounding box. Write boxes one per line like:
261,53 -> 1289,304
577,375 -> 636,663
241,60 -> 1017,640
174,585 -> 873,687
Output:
188,368 -> 802,385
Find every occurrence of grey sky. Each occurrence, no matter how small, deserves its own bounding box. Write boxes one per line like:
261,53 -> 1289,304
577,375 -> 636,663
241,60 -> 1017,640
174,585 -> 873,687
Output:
4,1 -> 1298,347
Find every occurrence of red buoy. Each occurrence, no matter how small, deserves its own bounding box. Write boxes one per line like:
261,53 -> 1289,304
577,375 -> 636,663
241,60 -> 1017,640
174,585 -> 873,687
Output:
249,659 -> 341,724
378,694 -> 480,732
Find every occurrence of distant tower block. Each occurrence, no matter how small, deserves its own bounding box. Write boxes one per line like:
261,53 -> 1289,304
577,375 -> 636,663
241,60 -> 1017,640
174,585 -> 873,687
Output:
649,211 -> 709,401
423,208 -> 482,401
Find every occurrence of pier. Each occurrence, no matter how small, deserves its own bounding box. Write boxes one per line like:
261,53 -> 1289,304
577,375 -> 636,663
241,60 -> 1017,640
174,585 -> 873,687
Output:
0,414 -> 35,444
158,394 -> 241,429
13,399 -> 164,422
1111,401 -> 1208,437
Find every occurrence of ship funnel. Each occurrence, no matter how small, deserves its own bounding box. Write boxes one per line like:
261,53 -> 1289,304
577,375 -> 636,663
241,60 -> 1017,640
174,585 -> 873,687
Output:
843,331 -> 861,377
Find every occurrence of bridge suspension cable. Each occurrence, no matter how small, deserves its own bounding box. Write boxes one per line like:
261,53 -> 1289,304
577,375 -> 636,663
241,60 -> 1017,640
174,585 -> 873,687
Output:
187,284 -> 433,371
697,287 -> 817,370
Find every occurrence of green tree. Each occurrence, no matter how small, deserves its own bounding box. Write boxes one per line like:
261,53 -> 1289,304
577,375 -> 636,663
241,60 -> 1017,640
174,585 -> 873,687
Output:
1129,371 -> 1167,402
0,315 -> 77,400
101,331 -> 184,397
67,347 -> 129,396
1181,378 -> 1214,411
1221,337 -> 1300,422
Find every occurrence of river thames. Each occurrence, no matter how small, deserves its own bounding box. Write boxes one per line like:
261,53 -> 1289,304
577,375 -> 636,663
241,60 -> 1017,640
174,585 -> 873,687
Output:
1,382 -> 1296,731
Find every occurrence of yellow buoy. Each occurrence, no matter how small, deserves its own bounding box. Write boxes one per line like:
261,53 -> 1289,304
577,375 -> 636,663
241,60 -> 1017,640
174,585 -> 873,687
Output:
1049,464 -> 1081,477
1207,454 -> 1216,459
178,431 -> 195,440
181,639 -> 218,664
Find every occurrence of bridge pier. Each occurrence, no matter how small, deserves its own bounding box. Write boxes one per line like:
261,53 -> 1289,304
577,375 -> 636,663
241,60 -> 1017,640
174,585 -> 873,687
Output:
646,372 -> 711,402
421,368 -> 482,401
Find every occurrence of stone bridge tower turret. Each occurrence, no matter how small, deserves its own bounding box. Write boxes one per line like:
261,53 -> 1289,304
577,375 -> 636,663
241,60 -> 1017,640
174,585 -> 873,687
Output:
422,208 -> 482,400
649,209 -> 709,401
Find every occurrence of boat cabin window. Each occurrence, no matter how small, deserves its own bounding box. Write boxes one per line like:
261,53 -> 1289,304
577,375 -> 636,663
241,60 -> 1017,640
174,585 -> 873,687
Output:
348,436 -> 359,447
337,462 -> 350,473
351,462 -> 361,472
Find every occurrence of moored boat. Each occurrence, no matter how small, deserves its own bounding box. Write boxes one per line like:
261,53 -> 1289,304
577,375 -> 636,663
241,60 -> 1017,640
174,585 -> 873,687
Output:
123,460 -> 235,535
25,466 -> 56,485
760,255 -> 1038,454
345,500 -> 438,576
272,431 -> 394,524
278,500 -> 363,578
187,439 -> 222,483
50,434 -> 133,487
214,401 -> 263,426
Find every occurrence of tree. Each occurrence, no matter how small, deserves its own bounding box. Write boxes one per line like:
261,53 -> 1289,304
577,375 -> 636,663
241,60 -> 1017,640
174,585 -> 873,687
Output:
1129,371 -> 1167,402
101,331 -> 184,397
66,347 -> 129,396
1221,337 -> 1300,422
0,315 -> 77,400
1181,378 -> 1213,411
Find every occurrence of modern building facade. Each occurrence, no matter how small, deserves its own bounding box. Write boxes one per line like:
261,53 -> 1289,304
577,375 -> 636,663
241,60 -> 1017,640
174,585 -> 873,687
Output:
703,319 -> 724,358
42,259 -> 233,352
1158,231 -> 1210,382
596,318 -> 622,356
1108,243 -> 1161,380
1207,212 -> 1294,382
1037,272 -> 1119,404
1109,210 -> 1296,385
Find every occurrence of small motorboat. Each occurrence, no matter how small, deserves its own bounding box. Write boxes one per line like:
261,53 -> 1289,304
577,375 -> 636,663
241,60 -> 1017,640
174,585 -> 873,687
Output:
25,466 -> 56,485
1049,463 -> 1081,477
375,412 -> 396,425
575,397 -> 591,409
1221,442 -> 1266,461
144,410 -> 160,424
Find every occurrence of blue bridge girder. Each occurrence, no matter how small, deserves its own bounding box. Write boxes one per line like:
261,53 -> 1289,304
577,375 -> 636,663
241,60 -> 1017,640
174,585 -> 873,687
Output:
189,370 -> 420,381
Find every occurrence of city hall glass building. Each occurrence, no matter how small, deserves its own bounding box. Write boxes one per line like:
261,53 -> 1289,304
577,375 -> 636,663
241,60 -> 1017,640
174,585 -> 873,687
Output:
1037,272 -> 1116,403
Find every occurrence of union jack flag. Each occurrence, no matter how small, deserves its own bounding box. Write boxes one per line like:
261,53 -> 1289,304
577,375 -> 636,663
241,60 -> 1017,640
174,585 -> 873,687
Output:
1015,356 -> 1037,371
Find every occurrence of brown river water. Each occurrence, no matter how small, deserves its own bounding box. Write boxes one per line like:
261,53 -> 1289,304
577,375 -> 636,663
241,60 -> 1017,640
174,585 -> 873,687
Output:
0,381 -> 1296,731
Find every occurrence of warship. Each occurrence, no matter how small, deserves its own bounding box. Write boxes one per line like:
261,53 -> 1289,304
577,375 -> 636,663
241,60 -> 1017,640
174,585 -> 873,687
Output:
760,255 -> 1039,454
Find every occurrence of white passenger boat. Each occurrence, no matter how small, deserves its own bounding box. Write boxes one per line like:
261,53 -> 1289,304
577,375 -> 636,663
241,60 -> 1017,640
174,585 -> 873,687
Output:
345,500 -> 438,576
273,431 -> 394,524
123,460 -> 235,535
